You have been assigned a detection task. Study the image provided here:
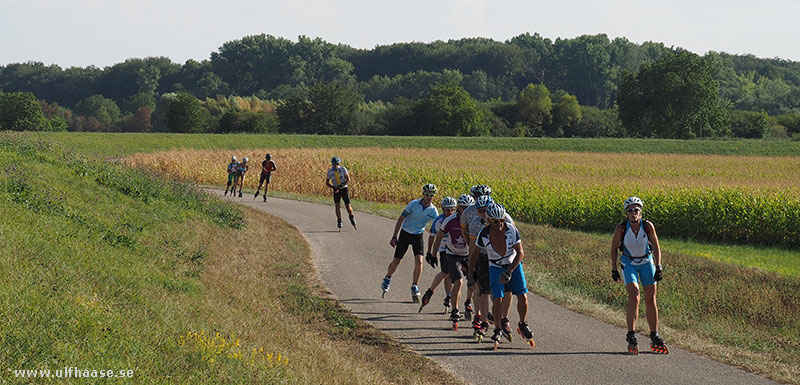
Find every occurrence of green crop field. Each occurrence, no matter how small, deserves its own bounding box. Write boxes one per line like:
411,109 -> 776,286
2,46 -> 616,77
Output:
40,132 -> 800,157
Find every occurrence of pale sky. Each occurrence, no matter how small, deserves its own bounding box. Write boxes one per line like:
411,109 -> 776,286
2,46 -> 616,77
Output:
1,0 -> 798,68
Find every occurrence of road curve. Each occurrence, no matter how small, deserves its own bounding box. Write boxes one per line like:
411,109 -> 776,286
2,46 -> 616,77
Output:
211,191 -> 776,385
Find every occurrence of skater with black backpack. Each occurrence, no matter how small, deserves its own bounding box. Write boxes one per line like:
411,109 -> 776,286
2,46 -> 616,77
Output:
610,196 -> 669,355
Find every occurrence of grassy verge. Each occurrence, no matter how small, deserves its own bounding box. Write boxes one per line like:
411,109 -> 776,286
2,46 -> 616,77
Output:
42,132 -> 800,157
0,132 -> 463,384
254,188 -> 799,385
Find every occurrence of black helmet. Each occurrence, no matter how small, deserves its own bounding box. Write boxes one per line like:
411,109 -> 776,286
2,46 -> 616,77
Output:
266,153 -> 272,160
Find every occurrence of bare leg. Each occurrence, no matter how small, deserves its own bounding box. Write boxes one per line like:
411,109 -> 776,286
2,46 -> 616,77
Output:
626,282 -> 641,331
643,284 -> 658,332
412,254 -> 423,286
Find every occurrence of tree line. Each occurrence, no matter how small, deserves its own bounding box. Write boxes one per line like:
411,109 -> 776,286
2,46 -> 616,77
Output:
1,33 -> 799,138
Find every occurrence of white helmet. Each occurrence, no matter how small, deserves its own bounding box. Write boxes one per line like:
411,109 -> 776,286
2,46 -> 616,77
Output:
231,156 -> 237,162
623,196 -> 643,211
441,196 -> 457,208
457,194 -> 475,207
486,203 -> 506,220
242,157 -> 249,163
475,195 -> 494,208
422,183 -> 438,195
470,184 -> 492,198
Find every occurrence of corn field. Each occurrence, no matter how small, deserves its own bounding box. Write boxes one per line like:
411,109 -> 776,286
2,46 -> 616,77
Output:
125,148 -> 800,247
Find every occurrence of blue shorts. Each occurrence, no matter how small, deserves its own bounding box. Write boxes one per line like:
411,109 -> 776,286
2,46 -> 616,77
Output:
489,264 -> 528,299
621,256 -> 656,287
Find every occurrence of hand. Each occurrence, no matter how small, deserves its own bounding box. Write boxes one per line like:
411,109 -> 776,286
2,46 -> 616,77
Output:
389,236 -> 397,247
333,188 -> 339,194
611,269 -> 621,282
654,267 -> 663,282
500,270 -> 511,284
425,252 -> 438,268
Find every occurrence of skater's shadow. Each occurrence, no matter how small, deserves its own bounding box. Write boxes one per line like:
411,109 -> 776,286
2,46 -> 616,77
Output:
423,349 -> 629,357
305,230 -> 343,233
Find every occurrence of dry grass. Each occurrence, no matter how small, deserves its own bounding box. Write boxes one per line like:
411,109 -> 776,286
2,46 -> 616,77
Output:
199,207 -> 465,385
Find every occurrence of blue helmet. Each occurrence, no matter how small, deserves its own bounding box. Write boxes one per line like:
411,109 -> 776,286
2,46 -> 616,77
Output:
331,156 -> 341,165
475,195 -> 494,208
486,203 -> 506,220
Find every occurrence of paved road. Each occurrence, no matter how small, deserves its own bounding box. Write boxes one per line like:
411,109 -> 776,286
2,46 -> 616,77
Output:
212,191 -> 776,385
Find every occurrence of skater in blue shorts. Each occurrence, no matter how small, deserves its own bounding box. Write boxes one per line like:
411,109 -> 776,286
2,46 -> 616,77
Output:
610,196 -> 668,355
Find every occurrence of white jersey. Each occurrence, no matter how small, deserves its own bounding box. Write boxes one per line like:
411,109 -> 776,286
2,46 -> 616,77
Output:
476,222 -> 522,266
621,219 -> 652,265
429,213 -> 448,253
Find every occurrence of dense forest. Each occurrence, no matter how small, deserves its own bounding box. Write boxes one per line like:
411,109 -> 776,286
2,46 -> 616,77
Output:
1,33 -> 799,138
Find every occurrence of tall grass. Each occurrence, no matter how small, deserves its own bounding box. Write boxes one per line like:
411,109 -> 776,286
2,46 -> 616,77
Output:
126,147 -> 800,247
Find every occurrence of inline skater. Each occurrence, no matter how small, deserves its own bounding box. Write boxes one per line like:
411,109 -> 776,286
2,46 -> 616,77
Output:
429,194 -> 474,330
610,197 -> 668,355
382,184 -> 439,302
325,157 -> 356,231
475,203 -> 534,350
418,197 -> 457,314
234,157 -> 249,197
223,156 -> 239,196
254,153 -> 276,202
460,185 -> 491,325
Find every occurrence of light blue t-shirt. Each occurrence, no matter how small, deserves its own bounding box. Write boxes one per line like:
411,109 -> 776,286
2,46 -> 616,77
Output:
401,199 -> 439,235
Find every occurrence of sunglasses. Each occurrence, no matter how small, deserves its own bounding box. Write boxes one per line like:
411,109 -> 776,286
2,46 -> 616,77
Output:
626,208 -> 641,213
424,193 -> 436,197
489,218 -> 505,224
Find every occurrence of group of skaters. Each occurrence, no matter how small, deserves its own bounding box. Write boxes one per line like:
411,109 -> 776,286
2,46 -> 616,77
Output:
223,153 -> 277,200
380,183 -> 669,354
222,155 -> 668,354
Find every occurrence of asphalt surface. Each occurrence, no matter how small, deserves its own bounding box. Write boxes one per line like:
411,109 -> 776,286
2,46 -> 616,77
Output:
212,190 -> 777,385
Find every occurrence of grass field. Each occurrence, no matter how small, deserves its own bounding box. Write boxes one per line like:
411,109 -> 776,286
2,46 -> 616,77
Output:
0,132 -> 463,384
40,132 -> 800,157
126,147 -> 800,247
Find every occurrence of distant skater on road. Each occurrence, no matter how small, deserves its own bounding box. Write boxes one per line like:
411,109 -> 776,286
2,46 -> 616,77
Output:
382,184 -> 440,303
254,153 -> 276,202
610,196 -> 668,355
234,157 -> 249,197
223,156 -> 239,196
325,156 -> 356,231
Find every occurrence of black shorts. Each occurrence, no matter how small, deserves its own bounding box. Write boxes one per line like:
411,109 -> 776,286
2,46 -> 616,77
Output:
448,254 -> 469,282
439,251 -> 449,274
473,253 -> 491,295
393,230 -> 423,260
333,187 -> 350,205
259,172 -> 272,184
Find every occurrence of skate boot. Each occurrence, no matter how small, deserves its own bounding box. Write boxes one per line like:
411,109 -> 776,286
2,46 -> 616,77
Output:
626,331 -> 639,355
472,315 -> 483,341
224,189 -> 229,196
491,328 -> 503,350
238,191 -> 243,198
418,289 -> 433,313
337,218 -> 342,232
500,318 -> 513,342
463,300 -> 473,322
381,276 -> 391,298
349,215 -> 357,230
443,295 -> 451,314
650,331 -> 669,354
517,321 -> 535,349
254,191 -> 259,199
449,309 -> 460,331
263,195 -> 267,202
487,312 -> 494,325
479,321 -> 489,343
411,284 -> 421,303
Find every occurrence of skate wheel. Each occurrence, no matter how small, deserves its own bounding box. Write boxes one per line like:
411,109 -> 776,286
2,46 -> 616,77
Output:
650,344 -> 669,354
628,345 -> 639,355
453,323 -> 458,331
528,339 -> 535,349
381,291 -> 386,299
493,341 -> 499,350
476,335 -> 483,343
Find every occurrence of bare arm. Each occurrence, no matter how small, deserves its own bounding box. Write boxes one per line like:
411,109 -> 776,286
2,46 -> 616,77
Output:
467,236 -> 478,279
610,224 -> 623,271
431,229 -> 446,256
